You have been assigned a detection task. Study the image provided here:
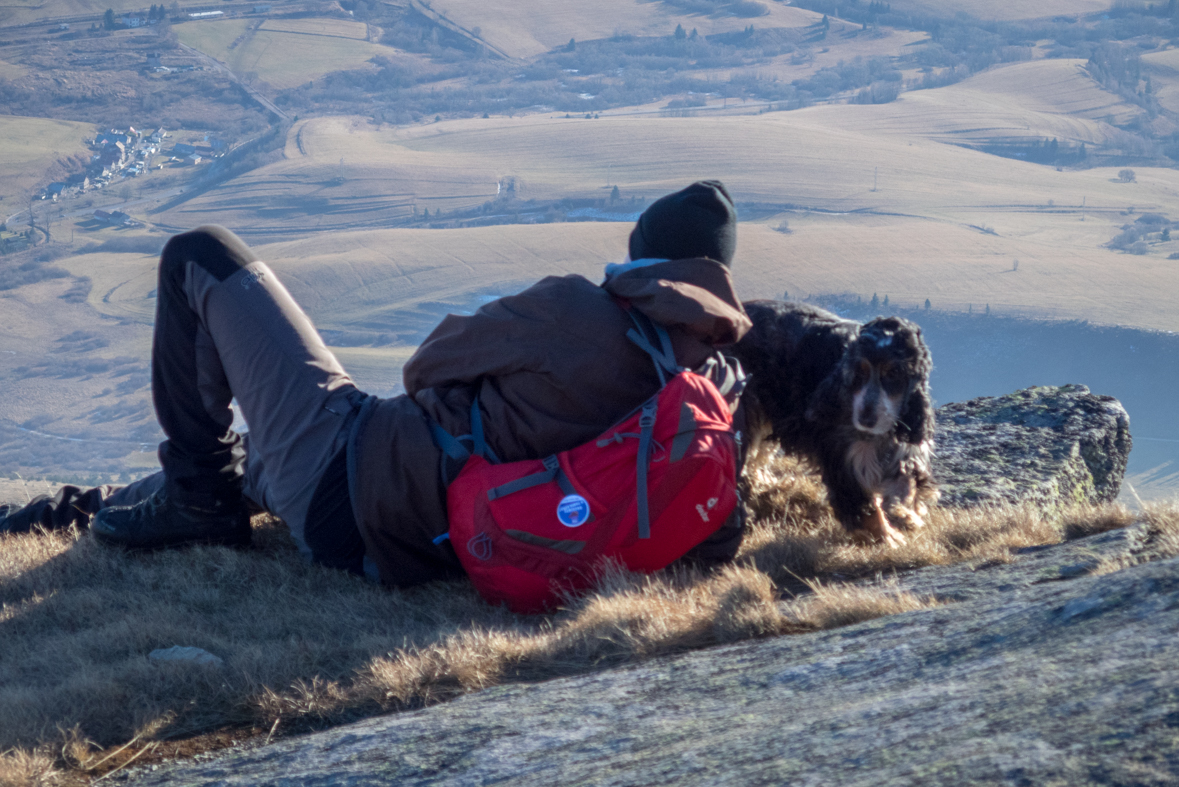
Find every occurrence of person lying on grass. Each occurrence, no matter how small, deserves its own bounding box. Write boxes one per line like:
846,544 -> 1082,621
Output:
0,180 -> 753,591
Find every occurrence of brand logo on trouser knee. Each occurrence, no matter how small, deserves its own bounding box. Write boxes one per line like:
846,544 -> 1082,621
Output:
241,269 -> 266,290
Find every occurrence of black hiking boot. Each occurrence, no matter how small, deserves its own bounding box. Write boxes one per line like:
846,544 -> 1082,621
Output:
91,490 -> 251,550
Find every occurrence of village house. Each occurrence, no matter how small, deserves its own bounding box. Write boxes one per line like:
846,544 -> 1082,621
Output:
94,141 -> 126,170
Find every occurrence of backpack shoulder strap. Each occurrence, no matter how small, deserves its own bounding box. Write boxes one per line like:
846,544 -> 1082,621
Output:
625,309 -> 679,385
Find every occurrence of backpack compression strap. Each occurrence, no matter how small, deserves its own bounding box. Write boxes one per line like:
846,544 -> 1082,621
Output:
635,401 -> 658,539
429,396 -> 501,485
624,310 -> 680,539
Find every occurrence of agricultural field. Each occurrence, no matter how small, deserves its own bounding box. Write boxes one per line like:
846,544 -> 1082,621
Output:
0,0 -> 142,26
174,16 -> 396,91
0,114 -> 94,210
426,0 -> 820,59
255,215 -> 1179,335
156,95 -> 1179,335
1145,48 -> 1179,115
883,0 -> 1112,20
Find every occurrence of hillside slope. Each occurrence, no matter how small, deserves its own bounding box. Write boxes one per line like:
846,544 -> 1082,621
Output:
424,0 -> 820,59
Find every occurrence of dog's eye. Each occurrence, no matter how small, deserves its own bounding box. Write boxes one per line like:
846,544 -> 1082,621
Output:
881,366 -> 907,392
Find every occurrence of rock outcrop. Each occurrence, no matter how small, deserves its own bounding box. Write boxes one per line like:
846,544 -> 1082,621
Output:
127,522 -> 1178,786
934,384 -> 1132,510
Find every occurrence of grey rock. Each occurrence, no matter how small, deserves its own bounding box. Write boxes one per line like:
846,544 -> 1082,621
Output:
147,646 -> 224,668
934,384 -> 1132,510
128,526 -> 1179,786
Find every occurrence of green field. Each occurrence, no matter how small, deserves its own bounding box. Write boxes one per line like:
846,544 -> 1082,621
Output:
175,17 -> 395,91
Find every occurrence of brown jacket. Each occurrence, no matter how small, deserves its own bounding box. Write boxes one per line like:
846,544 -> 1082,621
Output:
352,258 -> 751,588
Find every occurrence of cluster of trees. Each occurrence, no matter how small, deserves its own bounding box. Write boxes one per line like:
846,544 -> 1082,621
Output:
102,5 -> 167,30
1108,212 -> 1173,255
977,138 -> 1089,167
280,23 -> 813,120
796,55 -> 900,100
660,0 -> 768,18
0,256 -> 69,290
0,66 -> 269,140
794,0 -> 1178,84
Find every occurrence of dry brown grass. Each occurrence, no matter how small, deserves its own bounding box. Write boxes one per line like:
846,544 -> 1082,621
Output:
0,457 -> 1165,783
0,749 -> 56,787
1091,500 -> 1179,577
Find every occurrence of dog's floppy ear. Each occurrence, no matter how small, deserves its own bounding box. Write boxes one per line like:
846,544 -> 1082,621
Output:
899,323 -> 934,443
898,382 -> 933,444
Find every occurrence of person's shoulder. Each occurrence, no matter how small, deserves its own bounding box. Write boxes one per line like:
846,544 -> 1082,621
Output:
478,273 -> 611,323
522,273 -> 601,294
504,273 -> 606,306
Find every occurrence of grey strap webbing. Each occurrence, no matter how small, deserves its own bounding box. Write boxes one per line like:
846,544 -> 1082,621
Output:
635,401 -> 658,539
624,310 -> 681,541
626,311 -> 678,385
487,455 -> 577,501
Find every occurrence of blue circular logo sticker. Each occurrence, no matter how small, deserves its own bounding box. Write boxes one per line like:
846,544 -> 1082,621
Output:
556,494 -> 591,528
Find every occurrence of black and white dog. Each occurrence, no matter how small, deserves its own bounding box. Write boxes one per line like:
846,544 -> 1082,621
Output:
732,301 -> 937,546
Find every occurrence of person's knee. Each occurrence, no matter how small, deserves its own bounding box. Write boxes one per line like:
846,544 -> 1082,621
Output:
160,225 -> 259,284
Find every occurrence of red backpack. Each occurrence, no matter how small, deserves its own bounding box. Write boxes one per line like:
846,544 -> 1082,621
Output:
431,311 -> 741,613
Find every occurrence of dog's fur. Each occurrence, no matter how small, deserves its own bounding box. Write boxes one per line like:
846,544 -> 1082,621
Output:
732,301 -> 937,546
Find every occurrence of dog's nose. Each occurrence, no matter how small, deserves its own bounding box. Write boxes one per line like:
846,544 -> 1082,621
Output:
856,406 -> 877,429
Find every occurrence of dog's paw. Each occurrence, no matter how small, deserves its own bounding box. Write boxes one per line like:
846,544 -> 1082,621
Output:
885,502 -> 926,531
854,502 -> 907,548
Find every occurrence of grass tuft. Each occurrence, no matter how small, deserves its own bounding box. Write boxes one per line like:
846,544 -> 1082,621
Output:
0,748 -> 57,787
789,579 -> 941,630
0,458 -> 1167,777
1062,503 -> 1137,540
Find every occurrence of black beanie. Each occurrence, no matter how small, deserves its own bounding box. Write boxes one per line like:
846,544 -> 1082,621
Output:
628,180 -> 737,267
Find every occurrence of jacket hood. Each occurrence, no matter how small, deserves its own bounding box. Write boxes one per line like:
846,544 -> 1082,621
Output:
602,257 -> 751,346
